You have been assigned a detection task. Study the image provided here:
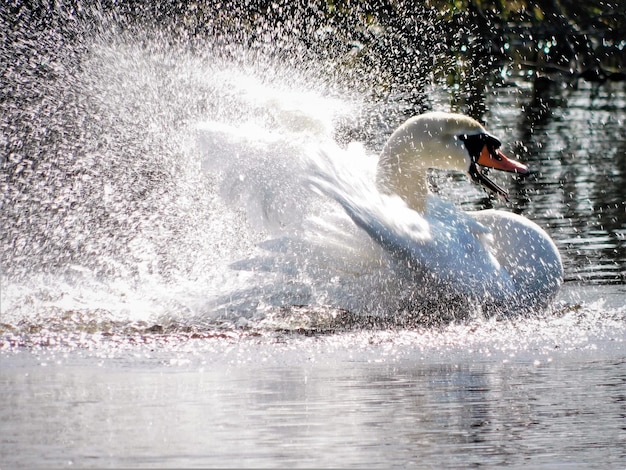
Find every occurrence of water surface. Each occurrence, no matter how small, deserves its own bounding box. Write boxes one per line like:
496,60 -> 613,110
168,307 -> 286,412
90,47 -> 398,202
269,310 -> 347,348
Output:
2,284 -> 625,468
2,9 -> 626,469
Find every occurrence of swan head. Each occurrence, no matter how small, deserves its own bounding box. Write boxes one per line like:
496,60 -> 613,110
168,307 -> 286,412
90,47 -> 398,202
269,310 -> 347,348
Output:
377,112 -> 529,211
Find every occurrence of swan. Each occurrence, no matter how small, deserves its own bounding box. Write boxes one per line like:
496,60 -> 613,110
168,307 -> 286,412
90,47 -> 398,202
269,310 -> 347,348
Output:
310,111 -> 563,314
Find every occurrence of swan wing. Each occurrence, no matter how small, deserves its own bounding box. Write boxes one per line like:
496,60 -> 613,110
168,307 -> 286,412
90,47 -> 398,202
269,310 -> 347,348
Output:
471,209 -> 563,309
308,149 -> 515,302
308,149 -> 431,258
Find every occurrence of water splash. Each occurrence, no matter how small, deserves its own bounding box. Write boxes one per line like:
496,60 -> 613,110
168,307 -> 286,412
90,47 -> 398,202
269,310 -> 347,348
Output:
2,11 -> 625,354
1,28 -> 381,326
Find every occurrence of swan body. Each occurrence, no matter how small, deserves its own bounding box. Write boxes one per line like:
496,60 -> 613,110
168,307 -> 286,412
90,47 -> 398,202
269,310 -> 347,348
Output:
311,112 -> 563,314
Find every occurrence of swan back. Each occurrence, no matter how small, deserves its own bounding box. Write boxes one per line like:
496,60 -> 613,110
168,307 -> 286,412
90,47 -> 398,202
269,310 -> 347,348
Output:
471,209 -> 563,310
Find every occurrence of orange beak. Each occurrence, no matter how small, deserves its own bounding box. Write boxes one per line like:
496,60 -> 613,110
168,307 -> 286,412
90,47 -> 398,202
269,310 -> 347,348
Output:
476,146 -> 529,175
469,146 -> 529,201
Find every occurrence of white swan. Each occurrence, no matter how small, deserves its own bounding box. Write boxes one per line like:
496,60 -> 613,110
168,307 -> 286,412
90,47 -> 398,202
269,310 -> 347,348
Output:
311,111 -> 563,314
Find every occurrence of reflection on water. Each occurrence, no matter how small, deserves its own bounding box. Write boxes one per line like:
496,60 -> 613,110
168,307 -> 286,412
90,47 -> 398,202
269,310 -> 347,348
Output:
1,284 -> 625,467
471,81 -> 626,284
2,325 -> 625,469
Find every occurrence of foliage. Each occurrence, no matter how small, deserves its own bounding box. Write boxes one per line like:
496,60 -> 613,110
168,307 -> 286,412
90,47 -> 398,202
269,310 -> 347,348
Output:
4,0 -> 624,117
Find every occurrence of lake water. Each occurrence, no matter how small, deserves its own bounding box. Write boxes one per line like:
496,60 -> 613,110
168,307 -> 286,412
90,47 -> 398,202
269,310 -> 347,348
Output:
2,284 -> 626,468
2,8 -> 626,469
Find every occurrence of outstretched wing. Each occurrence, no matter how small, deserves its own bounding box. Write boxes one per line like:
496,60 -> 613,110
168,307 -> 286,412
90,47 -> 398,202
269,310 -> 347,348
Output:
308,148 -> 432,263
308,147 -> 515,303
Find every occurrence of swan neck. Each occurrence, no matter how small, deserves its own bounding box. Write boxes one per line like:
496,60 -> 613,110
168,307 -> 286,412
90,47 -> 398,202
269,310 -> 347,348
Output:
376,161 -> 429,213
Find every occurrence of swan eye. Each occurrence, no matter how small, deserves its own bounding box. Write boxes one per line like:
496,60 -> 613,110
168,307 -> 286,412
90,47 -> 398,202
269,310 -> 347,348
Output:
458,133 -> 487,162
485,134 -> 501,150
459,133 -> 503,162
